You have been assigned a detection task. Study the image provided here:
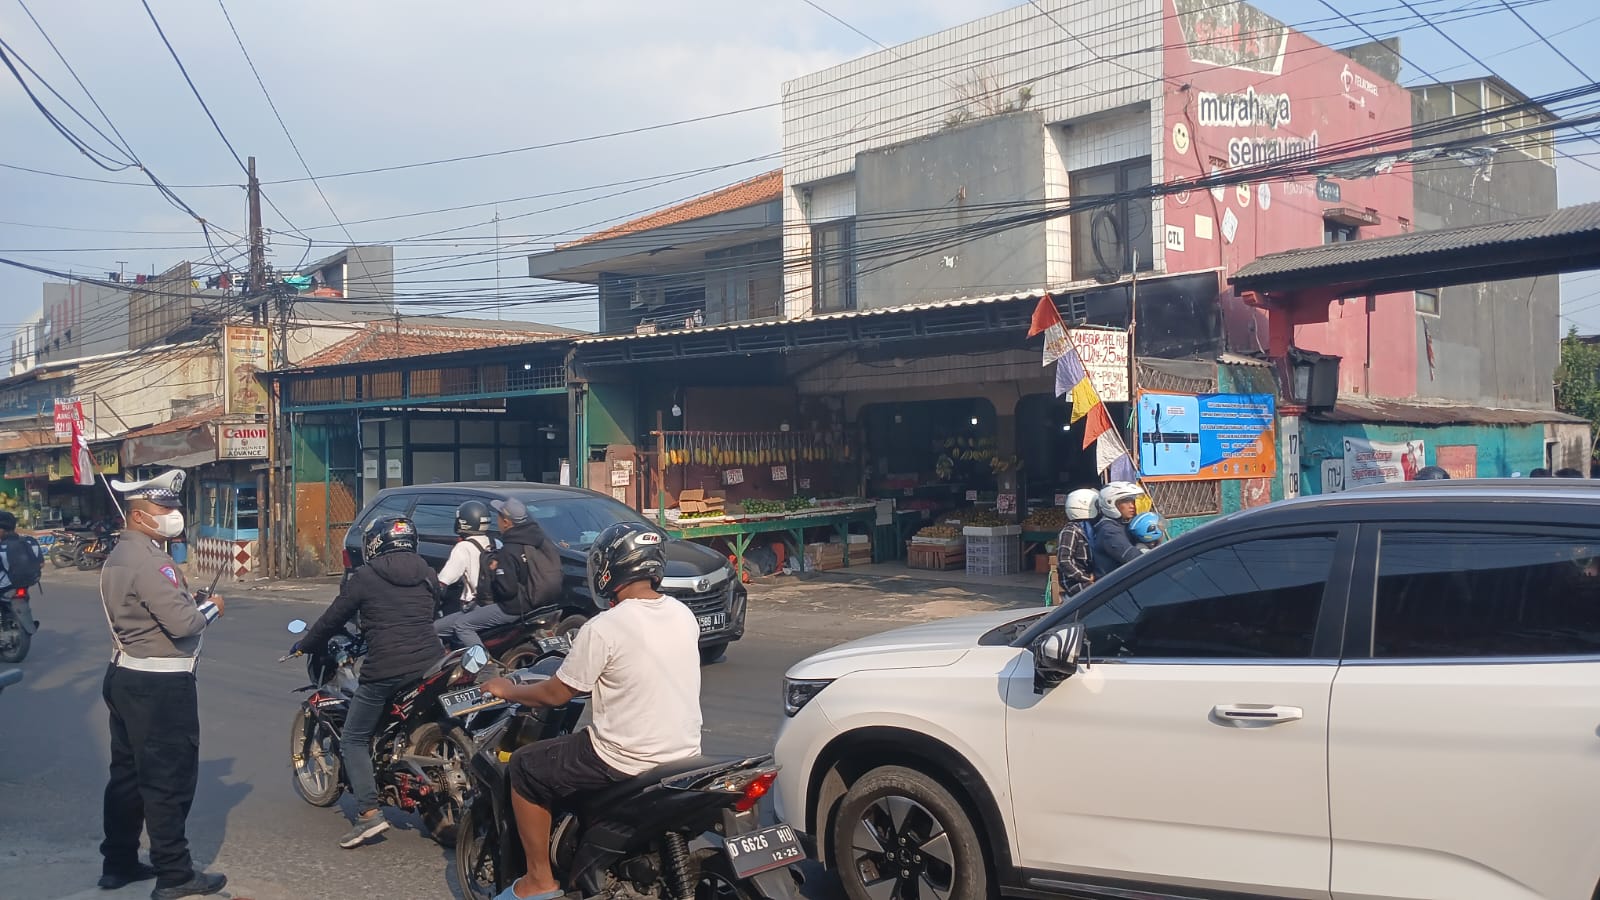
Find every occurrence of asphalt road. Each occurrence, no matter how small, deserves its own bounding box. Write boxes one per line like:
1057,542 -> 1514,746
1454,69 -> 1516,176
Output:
0,577 -> 909,900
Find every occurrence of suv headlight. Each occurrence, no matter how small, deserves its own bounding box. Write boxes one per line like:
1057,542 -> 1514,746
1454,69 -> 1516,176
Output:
783,678 -> 833,717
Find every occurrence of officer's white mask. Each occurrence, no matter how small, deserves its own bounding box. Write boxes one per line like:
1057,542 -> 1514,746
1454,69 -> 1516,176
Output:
139,508 -> 184,539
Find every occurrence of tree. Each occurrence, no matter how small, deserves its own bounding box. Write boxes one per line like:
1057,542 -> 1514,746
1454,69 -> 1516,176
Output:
1555,328 -> 1600,449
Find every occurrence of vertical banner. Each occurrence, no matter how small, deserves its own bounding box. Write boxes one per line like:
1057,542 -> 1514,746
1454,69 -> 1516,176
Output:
53,396 -> 82,438
1281,416 -> 1301,499
1067,328 -> 1130,402
223,326 -> 271,416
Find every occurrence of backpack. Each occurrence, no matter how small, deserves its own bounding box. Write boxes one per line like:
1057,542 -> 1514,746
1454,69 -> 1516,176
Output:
3,533 -> 43,590
478,536 -> 563,615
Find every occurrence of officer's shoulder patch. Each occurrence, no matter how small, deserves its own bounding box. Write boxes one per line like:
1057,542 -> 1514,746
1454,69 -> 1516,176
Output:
160,565 -> 180,586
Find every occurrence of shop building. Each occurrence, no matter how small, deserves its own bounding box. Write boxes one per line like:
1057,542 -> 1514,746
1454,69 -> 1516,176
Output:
269,321 -> 578,576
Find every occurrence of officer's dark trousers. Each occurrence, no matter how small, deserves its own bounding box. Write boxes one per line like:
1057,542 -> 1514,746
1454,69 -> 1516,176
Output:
100,664 -> 200,887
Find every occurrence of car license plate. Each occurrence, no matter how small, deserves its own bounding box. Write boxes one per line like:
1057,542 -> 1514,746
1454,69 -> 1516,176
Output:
724,823 -> 804,879
536,634 -> 572,654
697,612 -> 726,634
439,686 -> 505,718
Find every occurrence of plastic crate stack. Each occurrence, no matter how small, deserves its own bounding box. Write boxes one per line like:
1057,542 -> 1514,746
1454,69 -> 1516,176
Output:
963,525 -> 1022,576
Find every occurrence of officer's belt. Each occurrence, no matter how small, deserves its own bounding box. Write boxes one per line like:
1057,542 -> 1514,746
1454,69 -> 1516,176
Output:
112,650 -> 197,673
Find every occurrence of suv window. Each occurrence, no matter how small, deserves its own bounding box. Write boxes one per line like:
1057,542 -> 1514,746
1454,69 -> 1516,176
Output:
358,494 -> 411,532
1080,533 -> 1338,659
411,500 -> 462,538
1373,530 -> 1600,658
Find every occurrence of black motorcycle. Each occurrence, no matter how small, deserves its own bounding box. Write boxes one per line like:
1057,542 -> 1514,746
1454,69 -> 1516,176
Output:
0,586 -> 36,664
435,585 -> 569,673
76,530 -> 120,571
280,618 -> 491,847
452,658 -> 804,900
48,530 -> 88,568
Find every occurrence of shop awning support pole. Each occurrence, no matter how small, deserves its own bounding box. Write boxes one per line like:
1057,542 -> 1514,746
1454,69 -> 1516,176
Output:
655,411 -> 666,527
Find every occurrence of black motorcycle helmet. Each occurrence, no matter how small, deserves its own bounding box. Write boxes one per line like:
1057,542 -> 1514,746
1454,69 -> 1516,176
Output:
363,516 -> 418,561
454,499 -> 492,536
1413,466 -> 1451,480
587,522 -> 666,607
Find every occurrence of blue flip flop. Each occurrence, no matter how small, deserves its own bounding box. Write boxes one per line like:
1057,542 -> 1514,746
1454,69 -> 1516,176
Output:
493,886 -> 566,900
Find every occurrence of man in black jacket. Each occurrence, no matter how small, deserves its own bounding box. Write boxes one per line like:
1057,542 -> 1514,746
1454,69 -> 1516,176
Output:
295,516 -> 444,849
489,498 -> 560,613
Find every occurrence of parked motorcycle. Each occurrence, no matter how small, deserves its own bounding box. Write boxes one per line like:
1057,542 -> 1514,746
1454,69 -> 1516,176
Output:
48,530 -> 88,569
453,658 -> 804,900
76,530 -> 120,571
0,668 -> 20,696
0,587 -> 36,663
280,618 -> 490,846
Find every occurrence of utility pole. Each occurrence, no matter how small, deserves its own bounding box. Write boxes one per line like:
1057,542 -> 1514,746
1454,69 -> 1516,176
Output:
247,156 -> 266,324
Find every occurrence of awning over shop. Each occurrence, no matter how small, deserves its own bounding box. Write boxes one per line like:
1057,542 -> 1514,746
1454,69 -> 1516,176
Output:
122,425 -> 218,469
140,449 -> 220,470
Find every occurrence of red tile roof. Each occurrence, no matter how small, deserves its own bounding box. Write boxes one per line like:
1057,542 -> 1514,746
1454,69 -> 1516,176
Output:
295,324 -> 562,370
122,404 -> 225,438
565,169 -> 783,248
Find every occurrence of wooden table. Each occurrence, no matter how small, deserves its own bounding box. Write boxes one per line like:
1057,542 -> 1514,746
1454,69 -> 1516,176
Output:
663,505 -> 879,574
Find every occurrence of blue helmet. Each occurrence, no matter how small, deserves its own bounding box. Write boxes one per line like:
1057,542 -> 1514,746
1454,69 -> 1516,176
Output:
1129,512 -> 1163,544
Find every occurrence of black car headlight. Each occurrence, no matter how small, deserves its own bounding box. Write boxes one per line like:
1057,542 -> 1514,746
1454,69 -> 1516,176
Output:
783,678 -> 833,717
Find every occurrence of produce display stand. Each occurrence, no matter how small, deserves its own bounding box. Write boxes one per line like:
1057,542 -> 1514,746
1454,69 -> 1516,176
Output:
661,504 -> 878,575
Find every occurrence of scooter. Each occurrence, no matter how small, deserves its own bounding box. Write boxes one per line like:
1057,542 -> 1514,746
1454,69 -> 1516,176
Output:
452,658 -> 804,900
0,587 -> 36,664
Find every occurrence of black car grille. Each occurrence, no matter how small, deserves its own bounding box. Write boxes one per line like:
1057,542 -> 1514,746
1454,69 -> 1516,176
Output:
666,587 -> 727,617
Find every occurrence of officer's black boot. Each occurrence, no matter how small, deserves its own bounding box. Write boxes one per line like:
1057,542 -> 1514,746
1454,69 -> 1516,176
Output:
150,871 -> 226,900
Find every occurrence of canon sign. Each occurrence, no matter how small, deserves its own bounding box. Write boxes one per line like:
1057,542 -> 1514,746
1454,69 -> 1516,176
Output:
219,424 -> 269,459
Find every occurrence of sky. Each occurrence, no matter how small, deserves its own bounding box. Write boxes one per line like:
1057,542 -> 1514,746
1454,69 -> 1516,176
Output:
1,0 -> 1598,343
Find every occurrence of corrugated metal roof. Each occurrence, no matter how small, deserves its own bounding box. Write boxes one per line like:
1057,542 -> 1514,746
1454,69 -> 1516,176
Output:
1233,201 -> 1600,284
1313,396 -> 1585,426
574,290 -> 1049,345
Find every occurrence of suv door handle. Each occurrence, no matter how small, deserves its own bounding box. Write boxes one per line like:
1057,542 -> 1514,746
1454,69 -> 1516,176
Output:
1212,704 -> 1303,724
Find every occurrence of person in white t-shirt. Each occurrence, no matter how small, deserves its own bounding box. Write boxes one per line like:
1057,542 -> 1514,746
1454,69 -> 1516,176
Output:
480,521 -> 701,900
432,500 -> 507,648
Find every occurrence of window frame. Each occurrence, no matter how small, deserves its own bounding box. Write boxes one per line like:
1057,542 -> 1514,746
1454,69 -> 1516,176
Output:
1024,524 -> 1358,663
1415,287 -> 1441,317
1069,156 -> 1156,280
1324,221 -> 1360,244
1346,522 -> 1600,664
811,218 -> 857,313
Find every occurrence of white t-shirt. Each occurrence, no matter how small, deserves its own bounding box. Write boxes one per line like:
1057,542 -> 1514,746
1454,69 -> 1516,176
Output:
439,535 -> 497,605
556,595 -> 703,776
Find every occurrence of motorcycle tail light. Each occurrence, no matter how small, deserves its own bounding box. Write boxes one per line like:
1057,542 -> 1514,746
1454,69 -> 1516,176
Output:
13,587 -> 25,600
734,771 -> 778,812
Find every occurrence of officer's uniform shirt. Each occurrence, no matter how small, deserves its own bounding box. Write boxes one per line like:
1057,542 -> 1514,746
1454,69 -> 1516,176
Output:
101,536 -> 217,661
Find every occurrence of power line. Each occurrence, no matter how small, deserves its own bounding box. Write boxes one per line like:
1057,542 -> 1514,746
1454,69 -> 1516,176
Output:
138,0 -> 247,174
1494,0 -> 1595,83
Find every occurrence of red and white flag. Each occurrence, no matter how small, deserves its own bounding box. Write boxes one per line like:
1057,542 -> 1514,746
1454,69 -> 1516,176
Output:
1027,295 -> 1071,366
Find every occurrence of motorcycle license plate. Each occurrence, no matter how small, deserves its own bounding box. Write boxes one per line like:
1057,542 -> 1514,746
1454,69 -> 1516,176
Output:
439,686 -> 506,718
536,635 -> 571,653
697,613 -> 726,634
724,823 -> 804,879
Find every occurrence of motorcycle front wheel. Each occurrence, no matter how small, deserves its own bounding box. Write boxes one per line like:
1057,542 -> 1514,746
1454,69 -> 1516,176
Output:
48,546 -> 78,568
413,722 -> 476,847
455,804 -> 501,900
289,707 -> 343,807
0,610 -> 29,663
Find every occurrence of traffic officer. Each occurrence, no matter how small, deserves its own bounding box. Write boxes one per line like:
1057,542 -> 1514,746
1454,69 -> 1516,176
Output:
98,469 -> 228,899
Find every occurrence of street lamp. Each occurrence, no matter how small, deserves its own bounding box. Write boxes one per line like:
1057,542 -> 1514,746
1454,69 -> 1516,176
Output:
1287,348 -> 1340,411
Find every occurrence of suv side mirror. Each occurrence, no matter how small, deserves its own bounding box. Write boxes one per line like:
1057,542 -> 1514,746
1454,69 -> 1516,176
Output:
1031,623 -> 1087,693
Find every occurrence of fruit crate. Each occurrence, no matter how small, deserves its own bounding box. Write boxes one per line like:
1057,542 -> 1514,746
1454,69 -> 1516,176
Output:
907,542 -> 965,571
965,533 -> 1021,575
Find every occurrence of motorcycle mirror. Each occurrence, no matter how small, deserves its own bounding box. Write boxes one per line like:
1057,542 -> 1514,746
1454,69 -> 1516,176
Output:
463,645 -> 489,674
287,619 -> 307,634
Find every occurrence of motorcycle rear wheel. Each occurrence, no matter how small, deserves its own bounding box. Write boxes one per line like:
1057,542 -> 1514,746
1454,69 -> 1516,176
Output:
455,804 -> 500,900
0,612 -> 29,664
48,546 -> 78,568
413,722 -> 476,847
77,553 -> 103,571
692,848 -> 762,900
289,707 -> 343,807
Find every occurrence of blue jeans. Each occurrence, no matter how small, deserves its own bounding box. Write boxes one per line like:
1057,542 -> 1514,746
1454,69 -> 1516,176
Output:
341,674 -> 414,815
433,603 -> 518,649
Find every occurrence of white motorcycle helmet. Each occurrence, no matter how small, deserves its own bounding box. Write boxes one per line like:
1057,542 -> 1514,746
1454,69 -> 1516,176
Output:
1097,482 -> 1144,520
1065,489 -> 1100,522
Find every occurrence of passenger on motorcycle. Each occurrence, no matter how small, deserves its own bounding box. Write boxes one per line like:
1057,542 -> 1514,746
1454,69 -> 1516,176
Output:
294,516 -> 446,849
433,500 -> 506,648
480,521 -> 702,900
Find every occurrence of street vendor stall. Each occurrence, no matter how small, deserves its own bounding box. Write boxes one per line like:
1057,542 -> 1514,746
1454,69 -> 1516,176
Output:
659,501 -> 879,575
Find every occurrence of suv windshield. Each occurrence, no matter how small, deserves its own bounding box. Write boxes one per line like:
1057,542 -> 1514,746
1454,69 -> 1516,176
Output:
518,494 -> 658,550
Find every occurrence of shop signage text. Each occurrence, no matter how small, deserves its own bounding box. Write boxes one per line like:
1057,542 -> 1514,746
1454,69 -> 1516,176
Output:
223,326 -> 271,416
53,397 -> 83,438
1068,328 -> 1130,403
219,424 -> 269,459
1342,437 -> 1425,488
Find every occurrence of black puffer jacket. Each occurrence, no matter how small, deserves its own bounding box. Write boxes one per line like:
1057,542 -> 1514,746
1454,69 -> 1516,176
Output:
302,552 -> 444,682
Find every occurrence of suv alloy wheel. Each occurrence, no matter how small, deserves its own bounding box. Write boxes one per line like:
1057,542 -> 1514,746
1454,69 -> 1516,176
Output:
832,766 -> 989,900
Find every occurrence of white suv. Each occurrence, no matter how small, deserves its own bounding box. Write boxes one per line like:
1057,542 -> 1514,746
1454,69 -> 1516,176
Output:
773,481 -> 1600,900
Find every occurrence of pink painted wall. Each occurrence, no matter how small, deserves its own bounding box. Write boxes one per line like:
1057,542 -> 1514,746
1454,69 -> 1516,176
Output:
1160,0 -> 1416,398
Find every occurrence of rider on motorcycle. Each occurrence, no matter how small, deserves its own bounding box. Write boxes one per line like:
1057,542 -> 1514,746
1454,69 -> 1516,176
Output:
433,500 -> 505,648
294,516 -> 445,850
480,522 -> 702,900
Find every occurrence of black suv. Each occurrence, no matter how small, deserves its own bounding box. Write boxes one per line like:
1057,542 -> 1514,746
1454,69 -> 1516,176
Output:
344,482 -> 747,663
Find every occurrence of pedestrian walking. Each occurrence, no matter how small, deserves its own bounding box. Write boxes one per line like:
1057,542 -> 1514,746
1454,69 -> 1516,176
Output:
97,469 -> 228,899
